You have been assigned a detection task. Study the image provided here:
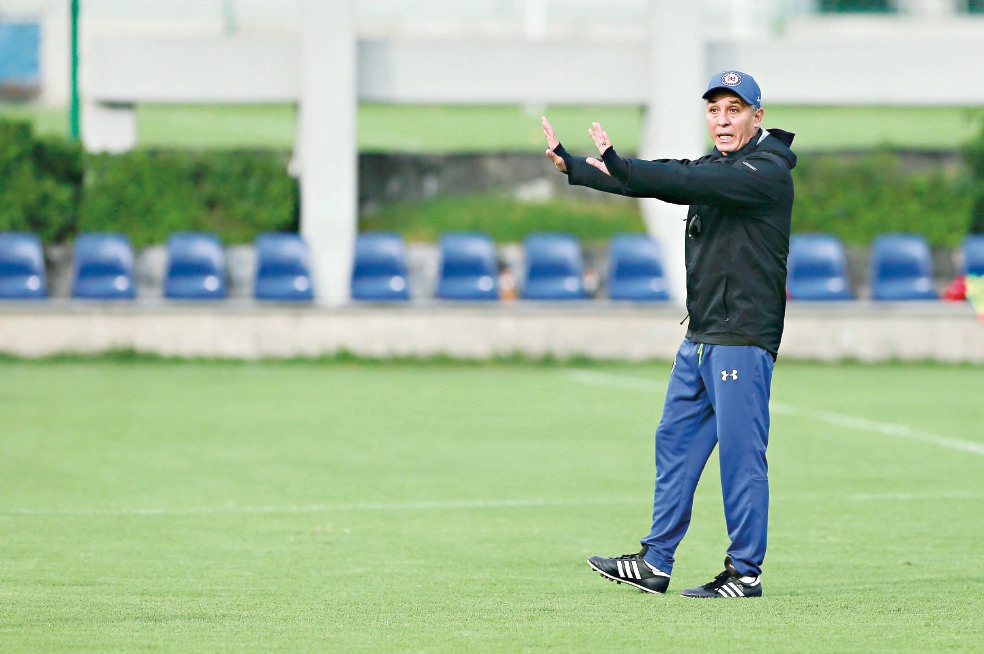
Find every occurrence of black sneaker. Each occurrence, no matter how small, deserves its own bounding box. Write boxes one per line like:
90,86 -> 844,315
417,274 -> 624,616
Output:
586,546 -> 670,594
681,556 -> 762,598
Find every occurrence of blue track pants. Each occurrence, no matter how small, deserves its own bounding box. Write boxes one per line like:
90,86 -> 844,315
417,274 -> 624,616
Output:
641,339 -> 774,578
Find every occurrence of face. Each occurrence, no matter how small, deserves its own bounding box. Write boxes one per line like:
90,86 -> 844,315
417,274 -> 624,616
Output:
705,94 -> 764,154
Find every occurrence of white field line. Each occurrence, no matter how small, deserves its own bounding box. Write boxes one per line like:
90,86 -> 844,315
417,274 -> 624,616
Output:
846,492 -> 980,501
769,403 -> 984,456
7,492 -> 979,519
567,368 -> 665,393
2,497 -> 636,518
566,369 -> 984,456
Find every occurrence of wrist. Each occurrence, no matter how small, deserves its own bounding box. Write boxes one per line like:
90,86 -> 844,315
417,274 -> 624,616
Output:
552,142 -> 573,172
601,147 -> 627,181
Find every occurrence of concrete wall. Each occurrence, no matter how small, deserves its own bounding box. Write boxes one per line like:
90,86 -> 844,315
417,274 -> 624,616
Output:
708,16 -> 984,106
78,23 -> 984,110
1,302 -> 981,363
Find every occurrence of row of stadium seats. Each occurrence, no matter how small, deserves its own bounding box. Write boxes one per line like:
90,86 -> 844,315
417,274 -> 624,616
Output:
1,230 -> 982,302
787,233 -> 982,301
786,234 -> 984,300
0,231 -> 667,302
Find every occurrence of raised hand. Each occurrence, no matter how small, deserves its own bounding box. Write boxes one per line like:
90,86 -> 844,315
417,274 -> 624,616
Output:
588,122 -> 611,155
585,121 -> 612,176
541,115 -> 566,172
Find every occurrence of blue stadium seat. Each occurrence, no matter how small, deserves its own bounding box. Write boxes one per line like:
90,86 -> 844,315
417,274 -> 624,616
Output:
521,233 -> 587,300
869,233 -> 937,301
960,234 -> 984,277
0,22 -> 40,88
0,232 -> 47,299
435,232 -> 498,301
786,233 -> 852,301
163,232 -> 227,300
254,233 -> 314,302
607,233 -> 670,301
71,233 -> 136,300
351,232 -> 410,301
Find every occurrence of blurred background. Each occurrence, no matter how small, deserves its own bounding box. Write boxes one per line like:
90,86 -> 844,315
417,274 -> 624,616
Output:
1,0 -> 983,361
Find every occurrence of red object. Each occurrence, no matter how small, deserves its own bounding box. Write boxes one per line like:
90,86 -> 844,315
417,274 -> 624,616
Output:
940,275 -> 966,301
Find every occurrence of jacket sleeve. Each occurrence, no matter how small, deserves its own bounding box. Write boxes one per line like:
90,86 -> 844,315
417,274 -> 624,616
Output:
552,143 -> 642,197
600,147 -> 789,207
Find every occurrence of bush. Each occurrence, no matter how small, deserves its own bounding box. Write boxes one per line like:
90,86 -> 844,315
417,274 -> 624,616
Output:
1,114 -> 979,247
791,151 -> 973,247
961,114 -> 984,234
361,194 -> 645,242
0,118 -> 83,242
79,149 -> 298,247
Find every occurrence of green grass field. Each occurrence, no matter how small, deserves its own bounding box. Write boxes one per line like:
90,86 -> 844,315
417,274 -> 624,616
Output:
1,358 -> 982,653
2,103 -> 981,153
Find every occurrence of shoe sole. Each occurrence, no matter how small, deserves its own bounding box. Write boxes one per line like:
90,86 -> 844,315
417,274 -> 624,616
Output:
680,590 -> 763,598
586,558 -> 667,595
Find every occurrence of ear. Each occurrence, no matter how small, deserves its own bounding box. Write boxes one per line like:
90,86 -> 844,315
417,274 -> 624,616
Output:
753,107 -> 764,128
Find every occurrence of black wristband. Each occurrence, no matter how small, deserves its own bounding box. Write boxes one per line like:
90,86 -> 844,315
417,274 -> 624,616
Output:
601,147 -> 629,182
552,142 -> 573,174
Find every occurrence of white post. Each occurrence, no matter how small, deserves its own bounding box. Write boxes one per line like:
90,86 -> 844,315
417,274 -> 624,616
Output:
299,0 -> 357,306
40,0 -> 70,107
898,0 -> 958,16
525,0 -> 548,39
639,0 -> 706,306
81,102 -> 138,153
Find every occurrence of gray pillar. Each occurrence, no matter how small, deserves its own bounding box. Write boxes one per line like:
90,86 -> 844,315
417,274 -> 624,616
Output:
640,0 -> 706,306
299,0 -> 357,306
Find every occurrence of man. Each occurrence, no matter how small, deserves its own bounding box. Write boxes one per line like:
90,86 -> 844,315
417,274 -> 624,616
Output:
542,70 -> 796,598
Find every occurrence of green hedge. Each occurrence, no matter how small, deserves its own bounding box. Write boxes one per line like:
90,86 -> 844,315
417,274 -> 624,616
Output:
0,116 -> 980,247
961,116 -> 984,234
791,151 -> 973,247
1,117 -> 298,247
0,119 -> 83,242
80,149 -> 298,247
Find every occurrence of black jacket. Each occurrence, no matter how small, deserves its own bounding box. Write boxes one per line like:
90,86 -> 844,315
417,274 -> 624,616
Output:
555,128 -> 796,355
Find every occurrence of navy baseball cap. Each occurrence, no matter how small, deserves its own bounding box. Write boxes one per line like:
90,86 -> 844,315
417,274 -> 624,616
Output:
702,71 -> 762,108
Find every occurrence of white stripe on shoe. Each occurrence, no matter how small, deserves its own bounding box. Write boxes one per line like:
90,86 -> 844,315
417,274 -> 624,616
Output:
614,559 -> 644,581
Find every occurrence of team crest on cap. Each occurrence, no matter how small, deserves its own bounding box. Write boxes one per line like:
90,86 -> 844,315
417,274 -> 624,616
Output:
722,72 -> 742,86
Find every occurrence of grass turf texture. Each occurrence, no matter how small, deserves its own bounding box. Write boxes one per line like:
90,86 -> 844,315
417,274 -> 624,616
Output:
1,358 -> 982,652
2,103 -> 980,152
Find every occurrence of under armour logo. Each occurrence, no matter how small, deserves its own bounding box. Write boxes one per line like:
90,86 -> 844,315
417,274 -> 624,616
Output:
721,369 -> 738,381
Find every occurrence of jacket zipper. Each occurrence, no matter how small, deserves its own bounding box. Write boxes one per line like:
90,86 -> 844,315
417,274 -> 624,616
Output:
722,278 -> 731,323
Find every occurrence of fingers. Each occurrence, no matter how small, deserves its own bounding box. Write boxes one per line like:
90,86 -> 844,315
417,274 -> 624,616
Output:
588,122 -> 611,155
585,157 -> 610,177
541,115 -> 559,149
545,149 -> 566,172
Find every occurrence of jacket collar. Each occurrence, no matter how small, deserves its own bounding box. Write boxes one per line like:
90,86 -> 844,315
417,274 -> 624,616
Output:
709,127 -> 797,169
711,128 -> 766,160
